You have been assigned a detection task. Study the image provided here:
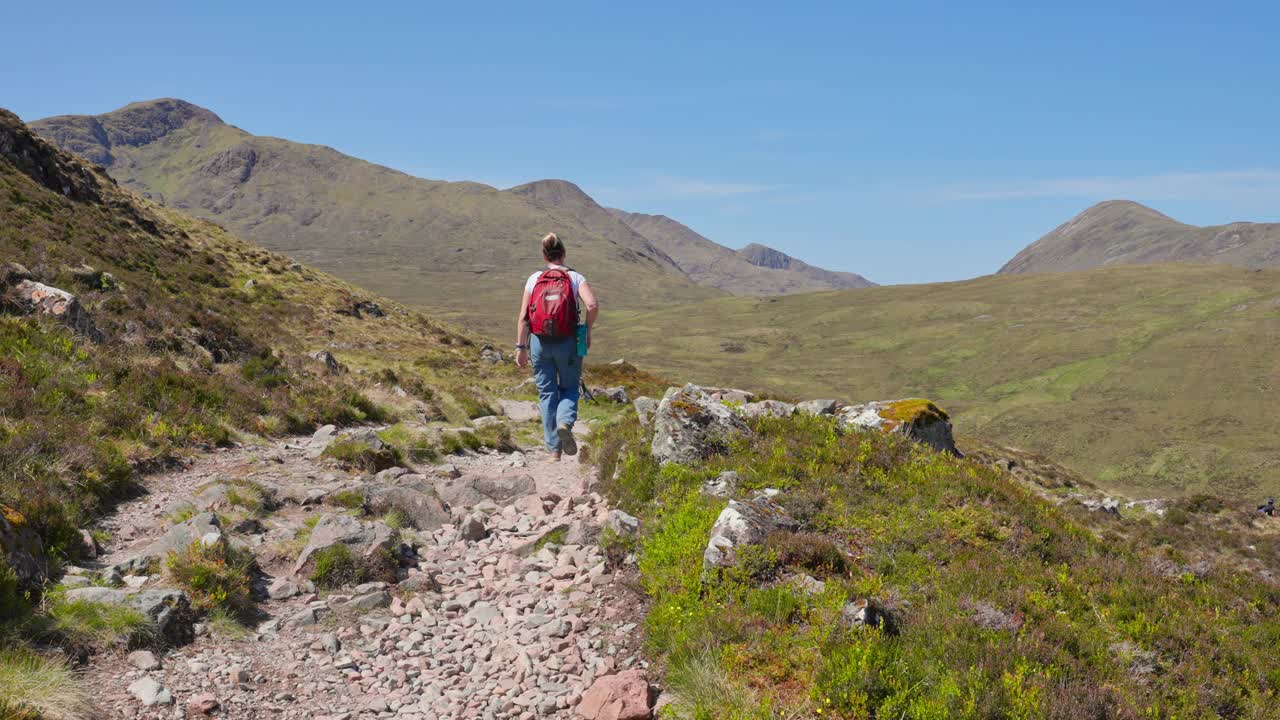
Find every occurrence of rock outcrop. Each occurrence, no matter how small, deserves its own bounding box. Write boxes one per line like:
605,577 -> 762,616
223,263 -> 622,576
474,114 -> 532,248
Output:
632,397 -> 657,427
703,496 -> 799,568
701,471 -> 739,499
108,512 -> 224,577
436,473 -> 536,508
796,399 -> 839,416
5,279 -> 102,340
64,586 -> 196,644
577,669 -> 653,720
0,504 -> 47,588
310,350 -> 343,374
363,481 -> 452,531
651,384 -> 752,465
292,514 -> 397,576
739,399 -> 796,419
836,399 -> 959,455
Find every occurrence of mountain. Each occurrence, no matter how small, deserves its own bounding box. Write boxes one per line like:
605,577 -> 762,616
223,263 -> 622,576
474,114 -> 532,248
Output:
599,263 -> 1280,500
736,241 -> 875,288
607,208 -> 876,294
504,179 -> 684,273
1001,199 -> 1280,274
32,99 -> 723,336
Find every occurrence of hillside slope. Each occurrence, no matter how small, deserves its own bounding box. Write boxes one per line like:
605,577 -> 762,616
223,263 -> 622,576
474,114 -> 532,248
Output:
1001,200 -> 1280,274
599,264 -> 1280,499
594,401 -> 1280,719
0,104 -> 525,582
608,208 -> 876,294
32,100 -> 723,336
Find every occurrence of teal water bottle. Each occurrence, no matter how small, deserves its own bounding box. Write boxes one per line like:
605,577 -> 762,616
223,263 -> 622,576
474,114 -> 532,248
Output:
576,324 -> 588,357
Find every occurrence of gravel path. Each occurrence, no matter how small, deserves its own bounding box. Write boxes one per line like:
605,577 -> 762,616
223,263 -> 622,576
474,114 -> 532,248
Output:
82,426 -> 647,719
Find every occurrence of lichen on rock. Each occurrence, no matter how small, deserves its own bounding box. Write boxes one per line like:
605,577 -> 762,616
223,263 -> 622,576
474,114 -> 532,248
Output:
837,398 -> 959,455
650,384 -> 753,466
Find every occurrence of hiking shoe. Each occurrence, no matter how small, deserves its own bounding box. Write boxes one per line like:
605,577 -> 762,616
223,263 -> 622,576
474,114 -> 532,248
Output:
556,423 -> 577,456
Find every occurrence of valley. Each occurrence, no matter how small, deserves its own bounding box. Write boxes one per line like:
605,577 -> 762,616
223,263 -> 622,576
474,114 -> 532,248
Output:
601,264 -> 1280,499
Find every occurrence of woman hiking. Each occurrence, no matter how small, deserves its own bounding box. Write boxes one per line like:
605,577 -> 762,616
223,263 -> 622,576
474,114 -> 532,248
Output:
515,233 -> 599,460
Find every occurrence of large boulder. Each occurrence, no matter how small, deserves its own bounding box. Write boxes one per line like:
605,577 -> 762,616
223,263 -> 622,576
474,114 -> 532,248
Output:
362,481 -> 451,530
836,399 -> 959,455
703,387 -> 755,404
310,350 -> 343,374
701,471 -> 739,499
292,514 -> 397,576
704,496 -> 799,568
145,512 -> 222,555
796,399 -> 840,416
435,473 -> 535,507
6,279 -> 101,341
651,384 -> 752,466
63,586 -> 196,645
633,397 -> 658,427
739,400 -> 796,419
498,399 -> 540,423
0,505 -> 47,588
576,669 -> 653,720
109,512 -> 223,576
595,386 -> 629,404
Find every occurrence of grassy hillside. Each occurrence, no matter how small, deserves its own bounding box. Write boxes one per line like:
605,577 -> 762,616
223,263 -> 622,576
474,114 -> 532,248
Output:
1001,200 -> 1280,274
593,409 -> 1280,720
32,100 -> 723,337
0,105 -> 530,582
600,264 -> 1280,500
608,209 -> 876,294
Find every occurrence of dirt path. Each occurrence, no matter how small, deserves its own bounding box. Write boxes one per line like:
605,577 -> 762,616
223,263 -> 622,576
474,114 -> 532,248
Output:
82,425 -> 647,719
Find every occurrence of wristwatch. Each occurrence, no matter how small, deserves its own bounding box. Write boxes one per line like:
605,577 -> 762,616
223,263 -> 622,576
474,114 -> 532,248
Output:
514,344 -> 528,351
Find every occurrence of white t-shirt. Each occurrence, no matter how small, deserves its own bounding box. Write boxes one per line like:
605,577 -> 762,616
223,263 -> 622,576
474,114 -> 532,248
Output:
525,265 -> 586,303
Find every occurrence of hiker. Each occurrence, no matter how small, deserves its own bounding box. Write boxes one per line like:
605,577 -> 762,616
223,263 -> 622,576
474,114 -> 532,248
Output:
1260,498 -> 1276,517
515,233 -> 599,460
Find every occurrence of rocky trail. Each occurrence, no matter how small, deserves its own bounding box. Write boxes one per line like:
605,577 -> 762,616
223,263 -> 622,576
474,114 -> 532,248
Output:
70,419 -> 653,720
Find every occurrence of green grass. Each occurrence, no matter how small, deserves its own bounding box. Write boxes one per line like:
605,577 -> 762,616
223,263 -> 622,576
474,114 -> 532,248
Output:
601,263 -> 1280,499
0,647 -> 91,720
309,544 -> 396,590
594,410 -> 1280,719
321,437 -> 402,473
43,595 -> 154,652
223,480 -> 268,516
205,607 -> 251,640
377,423 -> 440,463
324,490 -> 366,511
165,540 -> 256,615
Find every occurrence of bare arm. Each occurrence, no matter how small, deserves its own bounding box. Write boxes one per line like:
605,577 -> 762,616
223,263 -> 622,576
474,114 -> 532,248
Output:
579,281 -> 600,343
515,288 -> 531,367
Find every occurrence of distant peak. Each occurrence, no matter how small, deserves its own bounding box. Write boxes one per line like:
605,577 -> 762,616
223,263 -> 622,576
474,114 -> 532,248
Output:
114,98 -> 224,126
1072,199 -> 1179,224
738,243 -> 795,270
33,98 -> 224,159
506,179 -> 598,208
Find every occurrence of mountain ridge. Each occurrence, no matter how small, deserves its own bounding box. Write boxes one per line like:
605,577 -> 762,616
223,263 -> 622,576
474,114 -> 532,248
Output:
1000,199 -> 1280,274
607,207 -> 876,294
31,99 -> 724,337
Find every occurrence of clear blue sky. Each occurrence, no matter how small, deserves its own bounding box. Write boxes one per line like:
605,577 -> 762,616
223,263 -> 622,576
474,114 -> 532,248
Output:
8,1 -> 1280,284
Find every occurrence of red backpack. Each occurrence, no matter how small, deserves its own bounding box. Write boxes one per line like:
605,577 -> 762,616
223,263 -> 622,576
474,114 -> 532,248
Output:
527,268 -> 578,338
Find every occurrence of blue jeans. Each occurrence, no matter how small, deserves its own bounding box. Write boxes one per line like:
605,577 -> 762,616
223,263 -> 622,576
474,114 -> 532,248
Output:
530,334 -> 581,451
